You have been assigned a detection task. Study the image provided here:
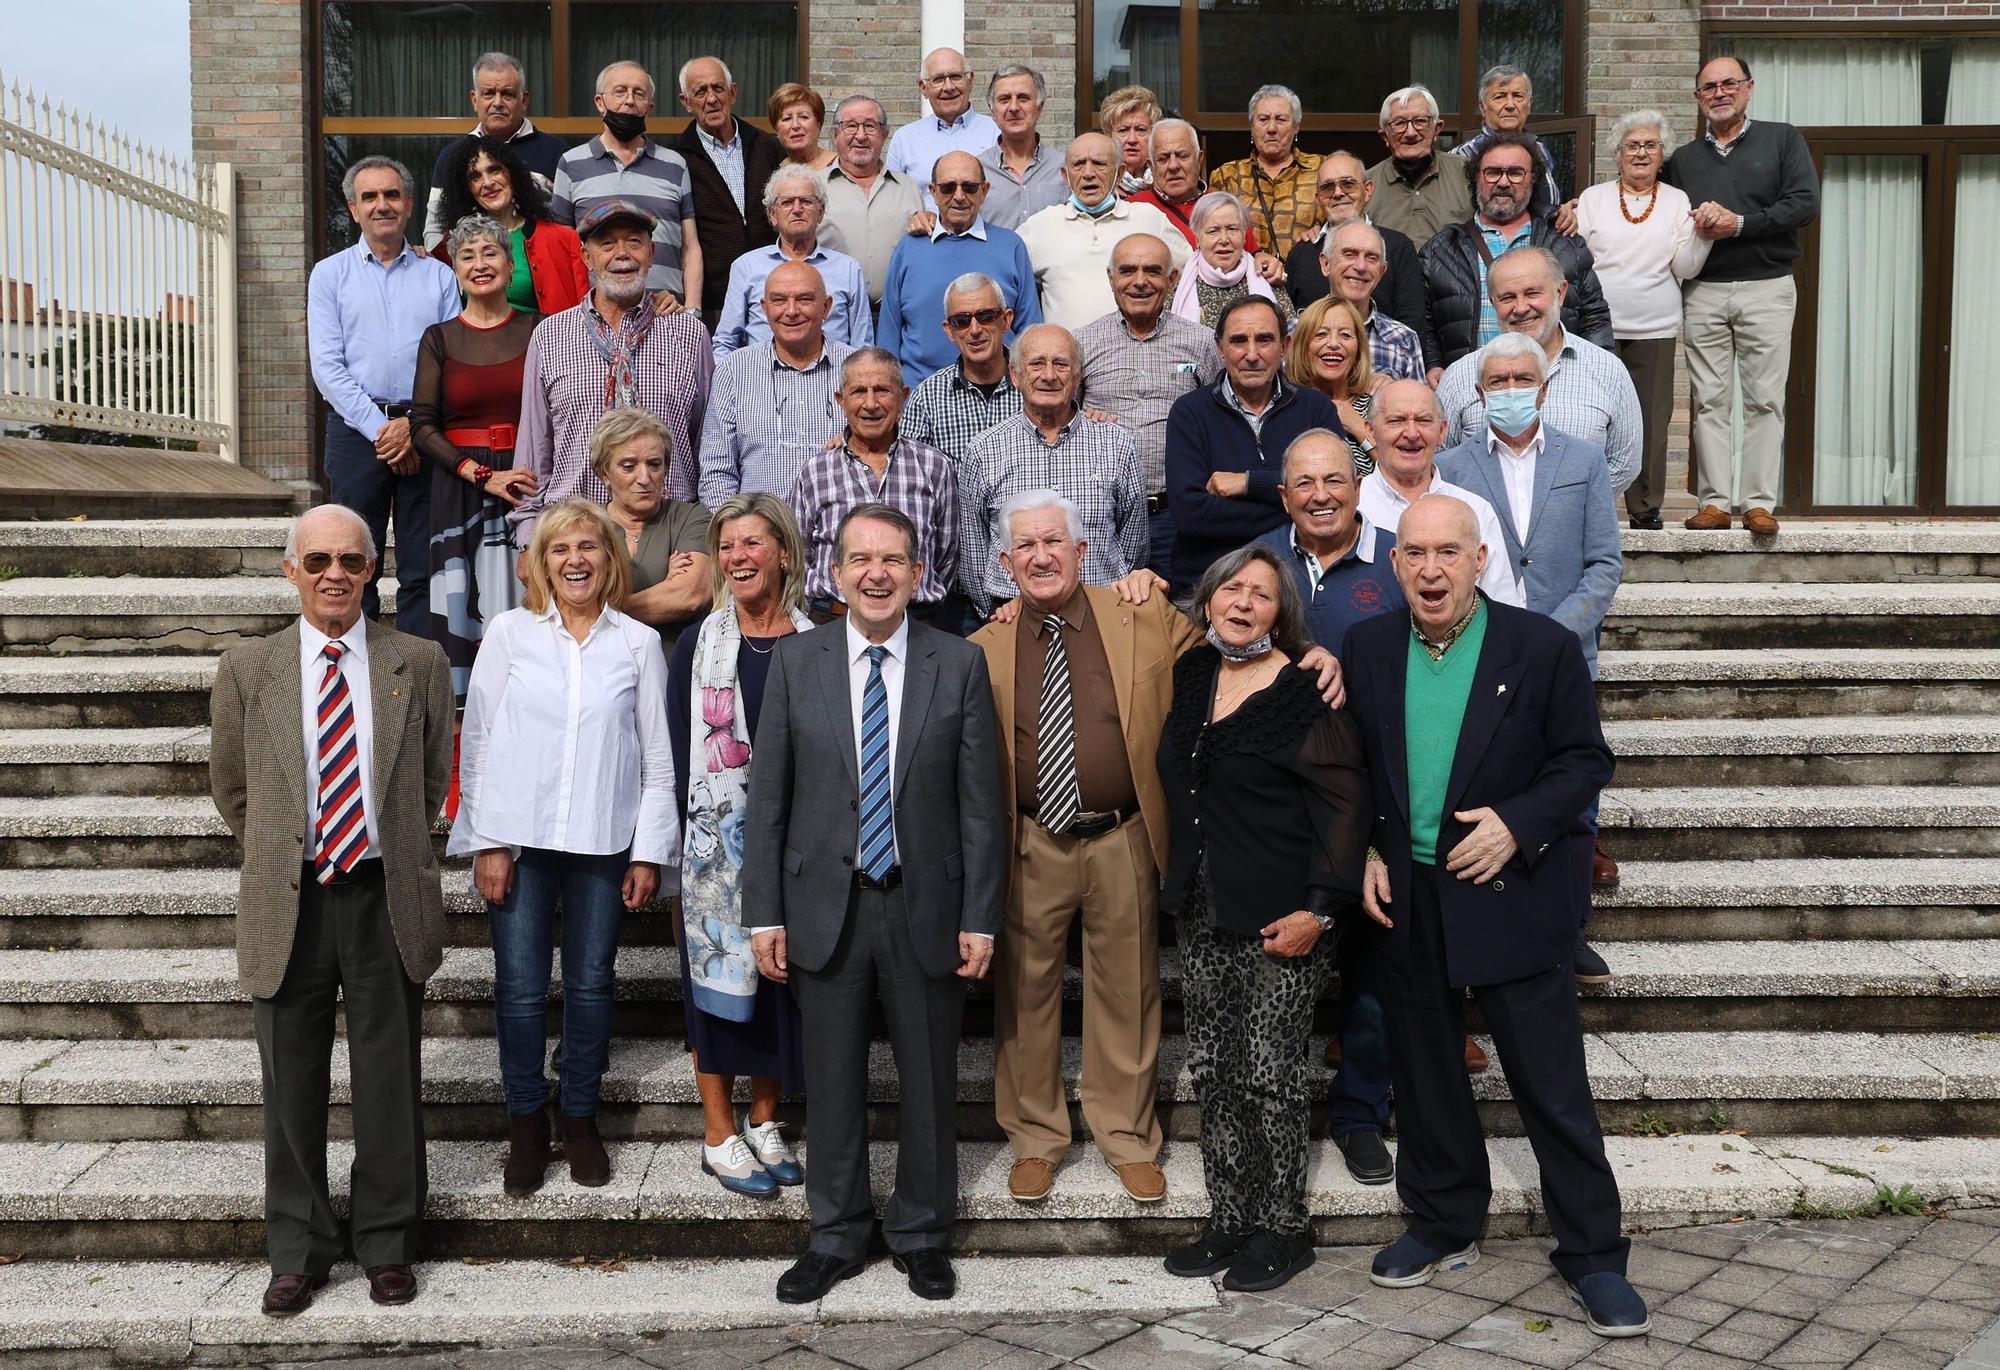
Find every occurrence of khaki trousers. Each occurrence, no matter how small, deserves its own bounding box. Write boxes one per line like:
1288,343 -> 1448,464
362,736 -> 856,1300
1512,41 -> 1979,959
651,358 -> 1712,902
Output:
994,815 -> 1163,1168
1683,275 -> 1797,512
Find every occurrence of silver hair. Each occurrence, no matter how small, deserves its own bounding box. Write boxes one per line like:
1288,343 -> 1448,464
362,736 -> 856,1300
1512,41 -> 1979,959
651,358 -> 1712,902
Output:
446,213 -> 510,261
1321,218 -> 1385,264
762,163 -> 826,214
341,155 -> 414,207
1479,65 -> 1533,103
677,56 -> 733,96
595,60 -> 654,99
1378,85 -> 1441,126
1487,244 -> 1567,299
1248,83 -> 1302,127
1609,108 -> 1673,155
1478,330 -> 1549,384
987,64 -> 1047,105
1280,427 -> 1355,483
1147,117 -> 1199,161
284,504 -> 377,564
471,51 -> 526,90
839,346 -> 906,390
942,270 -> 1002,314
1189,190 -> 1246,237
998,488 -> 1084,546
832,93 -> 886,127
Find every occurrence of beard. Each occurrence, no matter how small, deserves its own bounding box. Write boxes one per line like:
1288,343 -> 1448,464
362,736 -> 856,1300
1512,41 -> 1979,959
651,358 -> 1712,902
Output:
595,266 -> 648,306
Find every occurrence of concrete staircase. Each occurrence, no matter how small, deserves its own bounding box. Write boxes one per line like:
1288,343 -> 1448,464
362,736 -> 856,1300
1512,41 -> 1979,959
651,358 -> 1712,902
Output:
0,518 -> 1996,1271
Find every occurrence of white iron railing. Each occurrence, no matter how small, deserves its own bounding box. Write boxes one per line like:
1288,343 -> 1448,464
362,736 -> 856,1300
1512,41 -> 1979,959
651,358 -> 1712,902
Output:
0,71 -> 237,459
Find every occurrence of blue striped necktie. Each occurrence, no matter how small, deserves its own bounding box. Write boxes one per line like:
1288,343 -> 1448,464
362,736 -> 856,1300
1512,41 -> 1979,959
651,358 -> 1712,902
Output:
857,645 -> 895,881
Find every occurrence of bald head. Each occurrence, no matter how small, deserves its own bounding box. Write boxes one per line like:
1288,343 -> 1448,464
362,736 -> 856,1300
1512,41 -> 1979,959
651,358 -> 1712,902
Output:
1108,231 -> 1178,327
1315,150 -> 1374,227
1400,493 -> 1479,549
931,151 -> 989,232
920,47 -> 973,120
1065,132 -> 1117,204
1393,494 -> 1488,636
1012,323 -> 1083,416
763,260 -> 832,352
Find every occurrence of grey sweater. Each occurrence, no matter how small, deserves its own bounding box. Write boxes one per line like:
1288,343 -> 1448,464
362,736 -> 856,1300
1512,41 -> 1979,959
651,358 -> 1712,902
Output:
1662,119 -> 1820,282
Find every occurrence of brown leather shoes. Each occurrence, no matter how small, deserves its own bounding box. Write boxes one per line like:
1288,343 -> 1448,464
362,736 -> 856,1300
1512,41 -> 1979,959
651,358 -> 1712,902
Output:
1683,504 -> 1731,530
1593,839 -> 1621,890
1464,1038 -> 1490,1074
560,1112 -> 611,1187
1008,1157 -> 1056,1203
260,1272 -> 326,1317
1742,506 -> 1780,535
366,1263 -> 418,1306
1114,1160 -> 1167,1204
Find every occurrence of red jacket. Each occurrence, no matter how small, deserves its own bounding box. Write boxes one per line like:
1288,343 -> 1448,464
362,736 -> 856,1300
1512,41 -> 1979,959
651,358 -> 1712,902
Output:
432,219 -> 589,315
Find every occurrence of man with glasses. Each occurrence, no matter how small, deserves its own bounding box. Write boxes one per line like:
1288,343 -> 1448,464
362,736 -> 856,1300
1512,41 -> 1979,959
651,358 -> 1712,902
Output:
1366,85 -> 1472,252
878,151 -> 1041,387
1017,133 -> 1189,331
887,48 -> 1001,199
1417,132 -> 1611,380
1449,66 -> 1564,219
669,55 -> 785,325
1663,56 -> 1819,535
819,95 -> 924,309
422,51 -> 565,251
1283,153 -> 1424,333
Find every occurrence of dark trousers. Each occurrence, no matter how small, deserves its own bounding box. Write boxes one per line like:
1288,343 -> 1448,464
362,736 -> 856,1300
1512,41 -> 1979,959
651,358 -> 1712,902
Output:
1146,500 -> 1176,588
1376,863 -> 1628,1282
1327,932 -> 1393,1136
791,881 -> 967,1260
1616,337 -> 1678,522
324,415 -> 431,637
252,861 -> 426,1277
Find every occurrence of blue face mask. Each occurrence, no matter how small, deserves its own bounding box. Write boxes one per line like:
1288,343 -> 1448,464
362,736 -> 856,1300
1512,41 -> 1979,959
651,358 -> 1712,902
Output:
1485,386 -> 1541,436
1070,189 -> 1117,217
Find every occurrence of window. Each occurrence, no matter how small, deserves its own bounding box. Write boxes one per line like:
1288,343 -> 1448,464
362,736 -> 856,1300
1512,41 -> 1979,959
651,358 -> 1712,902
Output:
1196,0 -> 1461,118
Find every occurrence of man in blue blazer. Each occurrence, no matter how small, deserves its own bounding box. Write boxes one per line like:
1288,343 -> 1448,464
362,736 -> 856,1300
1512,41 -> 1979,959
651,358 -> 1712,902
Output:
1339,493 -> 1647,1340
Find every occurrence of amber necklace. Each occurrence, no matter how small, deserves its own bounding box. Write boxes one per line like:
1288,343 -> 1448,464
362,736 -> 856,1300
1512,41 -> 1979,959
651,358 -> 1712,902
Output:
1618,179 -> 1659,224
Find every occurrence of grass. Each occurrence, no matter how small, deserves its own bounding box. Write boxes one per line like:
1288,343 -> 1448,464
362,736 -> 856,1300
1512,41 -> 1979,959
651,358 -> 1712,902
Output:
1632,1110 -> 1673,1138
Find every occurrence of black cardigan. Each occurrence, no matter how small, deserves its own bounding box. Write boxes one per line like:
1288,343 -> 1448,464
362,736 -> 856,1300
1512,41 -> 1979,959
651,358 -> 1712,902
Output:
1157,647 -> 1372,938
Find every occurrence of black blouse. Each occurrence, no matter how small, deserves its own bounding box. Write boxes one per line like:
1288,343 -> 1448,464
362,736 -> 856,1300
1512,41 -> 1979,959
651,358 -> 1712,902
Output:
1157,645 -> 1373,938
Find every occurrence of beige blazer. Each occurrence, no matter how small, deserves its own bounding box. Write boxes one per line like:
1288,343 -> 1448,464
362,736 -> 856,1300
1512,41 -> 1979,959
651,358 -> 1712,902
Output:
209,618 -> 455,999
972,584 -> 1202,873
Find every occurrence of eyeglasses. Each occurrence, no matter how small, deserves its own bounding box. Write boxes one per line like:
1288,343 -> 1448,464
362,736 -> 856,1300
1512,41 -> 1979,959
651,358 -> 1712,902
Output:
945,307 -> 1006,329
834,119 -> 884,134
932,180 -> 984,196
1384,116 -> 1434,133
1480,165 -> 1531,183
1697,77 -> 1748,97
1316,177 -> 1363,195
925,70 -> 969,85
1619,139 -> 1663,154
298,552 -> 370,575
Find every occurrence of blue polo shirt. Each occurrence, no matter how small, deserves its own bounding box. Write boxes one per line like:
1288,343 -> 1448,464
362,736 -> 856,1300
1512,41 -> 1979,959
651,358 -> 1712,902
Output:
1253,518 -> 1405,654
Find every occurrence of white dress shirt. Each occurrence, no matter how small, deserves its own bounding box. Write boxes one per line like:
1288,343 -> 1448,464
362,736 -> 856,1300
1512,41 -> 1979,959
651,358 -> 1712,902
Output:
447,603 -> 680,868
1358,469 -> 1525,606
1487,424 -> 1544,544
299,617 -> 380,863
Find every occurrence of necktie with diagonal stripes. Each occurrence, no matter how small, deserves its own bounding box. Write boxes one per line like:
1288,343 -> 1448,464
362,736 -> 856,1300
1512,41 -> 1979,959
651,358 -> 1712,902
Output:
1036,614 -> 1082,836
857,645 -> 896,881
313,642 -> 367,884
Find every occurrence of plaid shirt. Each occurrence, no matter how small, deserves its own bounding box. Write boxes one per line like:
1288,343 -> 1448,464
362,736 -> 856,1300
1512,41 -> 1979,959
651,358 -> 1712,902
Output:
510,301 -> 713,538
958,410 -> 1148,612
902,361 -> 1024,464
1434,326 -> 1645,494
1212,150 -> 1325,259
696,340 -> 854,508
1075,310 -> 1222,493
789,434 -> 958,604
1367,307 -> 1426,383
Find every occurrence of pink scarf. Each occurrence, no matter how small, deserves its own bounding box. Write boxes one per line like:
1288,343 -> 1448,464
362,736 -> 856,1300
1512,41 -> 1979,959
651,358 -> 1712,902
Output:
1171,247 -> 1276,323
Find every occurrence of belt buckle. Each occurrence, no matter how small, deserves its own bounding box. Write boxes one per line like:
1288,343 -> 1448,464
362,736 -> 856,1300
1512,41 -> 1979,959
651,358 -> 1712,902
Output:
1069,810 -> 1118,839
487,423 -> 517,450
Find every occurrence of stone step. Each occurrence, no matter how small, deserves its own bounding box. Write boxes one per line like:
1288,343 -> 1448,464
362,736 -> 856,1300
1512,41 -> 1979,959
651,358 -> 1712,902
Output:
1,938 -> 1992,1040
1595,648 -> 2000,720
0,655 -> 218,728
0,727 -> 212,797
0,577 -> 399,655
1604,582 -> 2000,651
3,1030 -> 1993,1144
0,518 -> 292,579
5,1131 -> 1989,1260
1619,524 -> 2000,583
0,794 -> 442,869
1602,784 -> 2000,860
1603,714 -> 2000,787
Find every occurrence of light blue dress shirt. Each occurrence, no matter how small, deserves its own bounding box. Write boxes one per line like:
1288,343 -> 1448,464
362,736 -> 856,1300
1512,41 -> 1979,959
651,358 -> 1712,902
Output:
885,109 -> 1001,204
711,243 -> 875,357
306,240 -> 460,440
698,120 -> 749,216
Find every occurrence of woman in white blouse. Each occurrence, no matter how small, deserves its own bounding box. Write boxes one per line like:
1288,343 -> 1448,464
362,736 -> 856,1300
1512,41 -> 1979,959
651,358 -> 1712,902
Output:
1572,111 -> 1711,531
449,496 -> 679,1198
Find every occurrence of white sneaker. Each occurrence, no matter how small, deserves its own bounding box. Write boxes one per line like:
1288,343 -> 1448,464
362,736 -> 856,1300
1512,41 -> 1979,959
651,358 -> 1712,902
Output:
742,1117 -> 804,1185
700,1134 -> 777,1197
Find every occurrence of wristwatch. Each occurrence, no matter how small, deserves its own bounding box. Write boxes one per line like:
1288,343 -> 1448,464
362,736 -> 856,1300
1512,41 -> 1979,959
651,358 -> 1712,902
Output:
1357,435 -> 1376,454
1311,912 -> 1334,933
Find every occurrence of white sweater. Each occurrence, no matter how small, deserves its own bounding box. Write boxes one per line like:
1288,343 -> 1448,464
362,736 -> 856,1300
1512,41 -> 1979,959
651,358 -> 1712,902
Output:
1574,181 -> 1712,340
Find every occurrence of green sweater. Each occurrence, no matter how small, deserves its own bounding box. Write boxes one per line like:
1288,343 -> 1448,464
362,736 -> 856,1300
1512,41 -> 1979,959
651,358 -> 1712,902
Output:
1405,601 -> 1487,864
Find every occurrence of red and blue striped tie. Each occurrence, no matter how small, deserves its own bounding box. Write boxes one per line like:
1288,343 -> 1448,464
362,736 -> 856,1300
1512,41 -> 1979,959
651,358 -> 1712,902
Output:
313,642 -> 367,883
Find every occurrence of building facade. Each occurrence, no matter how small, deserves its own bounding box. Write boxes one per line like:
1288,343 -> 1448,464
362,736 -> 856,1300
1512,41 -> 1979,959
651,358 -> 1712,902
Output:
192,0 -> 1999,515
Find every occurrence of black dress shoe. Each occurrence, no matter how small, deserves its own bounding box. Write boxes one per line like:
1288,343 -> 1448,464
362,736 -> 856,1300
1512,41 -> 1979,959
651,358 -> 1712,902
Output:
1334,1129 -> 1395,1185
1164,1226 -> 1253,1277
1628,513 -> 1664,531
893,1246 -> 957,1300
260,1272 -> 327,1317
1573,938 -> 1614,986
366,1263 -> 418,1306
776,1250 -> 866,1304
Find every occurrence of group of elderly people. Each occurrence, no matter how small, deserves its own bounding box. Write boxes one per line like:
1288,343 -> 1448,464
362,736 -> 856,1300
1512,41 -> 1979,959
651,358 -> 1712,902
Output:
289,38 -> 1819,1333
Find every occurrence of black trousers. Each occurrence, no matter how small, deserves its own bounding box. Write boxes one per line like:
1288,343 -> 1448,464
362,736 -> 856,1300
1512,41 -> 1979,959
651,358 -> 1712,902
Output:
790,881 -> 967,1261
1376,863 -> 1628,1282
252,861 -> 426,1276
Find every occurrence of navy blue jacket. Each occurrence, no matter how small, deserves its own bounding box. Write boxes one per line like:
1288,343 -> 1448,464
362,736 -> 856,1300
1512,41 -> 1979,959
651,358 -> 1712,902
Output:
1163,376 -> 1344,589
1340,599 -> 1613,987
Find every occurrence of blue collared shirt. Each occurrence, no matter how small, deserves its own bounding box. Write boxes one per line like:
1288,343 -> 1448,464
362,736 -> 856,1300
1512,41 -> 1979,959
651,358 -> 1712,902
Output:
1474,218 -> 1535,347
698,119 -> 748,215
886,109 -> 1002,204
1253,518 -> 1406,653
306,239 -> 460,440
711,243 -> 875,357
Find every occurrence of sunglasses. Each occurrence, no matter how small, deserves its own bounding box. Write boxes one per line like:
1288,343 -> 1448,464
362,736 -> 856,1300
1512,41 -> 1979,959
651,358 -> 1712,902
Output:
932,180 -> 984,197
946,307 -> 1006,329
298,552 -> 370,575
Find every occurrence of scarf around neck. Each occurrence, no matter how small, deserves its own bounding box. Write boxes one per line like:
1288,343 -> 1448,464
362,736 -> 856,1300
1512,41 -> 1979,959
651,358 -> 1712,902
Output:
583,295 -> 658,410
1170,246 -> 1276,322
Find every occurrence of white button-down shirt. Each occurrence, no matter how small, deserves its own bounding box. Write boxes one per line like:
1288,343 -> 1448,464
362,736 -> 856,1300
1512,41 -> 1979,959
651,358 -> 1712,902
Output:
1359,469 -> 1524,606
447,603 -> 679,868
1014,197 -> 1190,330
846,616 -> 908,866
1486,424 -> 1544,544
299,617 -> 379,863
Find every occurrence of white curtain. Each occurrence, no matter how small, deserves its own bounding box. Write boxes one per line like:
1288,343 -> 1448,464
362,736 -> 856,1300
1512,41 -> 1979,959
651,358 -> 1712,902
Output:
1727,40 -> 1923,506
1946,44 -> 2000,505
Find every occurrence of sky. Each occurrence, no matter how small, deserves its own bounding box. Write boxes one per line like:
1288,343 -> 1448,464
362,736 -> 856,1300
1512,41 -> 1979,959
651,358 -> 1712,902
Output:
5,2 -> 194,162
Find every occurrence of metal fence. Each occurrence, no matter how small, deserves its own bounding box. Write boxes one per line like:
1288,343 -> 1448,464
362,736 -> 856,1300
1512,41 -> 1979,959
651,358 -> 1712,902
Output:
0,71 -> 238,459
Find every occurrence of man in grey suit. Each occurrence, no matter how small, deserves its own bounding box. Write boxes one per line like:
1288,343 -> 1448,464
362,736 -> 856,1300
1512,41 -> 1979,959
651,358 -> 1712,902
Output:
744,501 -> 1007,1305
208,504 -> 454,1316
1436,331 -> 1622,983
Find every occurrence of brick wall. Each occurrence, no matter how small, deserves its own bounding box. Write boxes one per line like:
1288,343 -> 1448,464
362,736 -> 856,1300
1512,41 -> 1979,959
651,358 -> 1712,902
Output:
1703,0 -> 2000,15
809,0 -> 926,128
190,0 -> 315,497
965,2 -> 1080,137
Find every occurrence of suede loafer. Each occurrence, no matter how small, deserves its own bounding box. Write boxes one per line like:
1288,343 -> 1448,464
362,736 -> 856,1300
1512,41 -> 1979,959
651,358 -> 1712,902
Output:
1569,1270 -> 1653,1337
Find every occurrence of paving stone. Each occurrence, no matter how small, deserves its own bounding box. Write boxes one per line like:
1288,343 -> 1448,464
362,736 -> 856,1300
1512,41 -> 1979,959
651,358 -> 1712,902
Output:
796,1325 -> 969,1370
1749,1271 -> 1857,1322
1760,1320 -> 1877,1367
1445,1308 -> 1600,1368
1690,1307 -> 1805,1362
1906,1215 -> 2000,1263
1332,1287 -> 1496,1341
1731,1228 -> 1895,1283
1398,1345 -> 1534,1368
1573,1339 -> 1683,1369
1849,1249 -> 1963,1296
979,1318 -> 1145,1361
1815,1292 -> 1926,1335
1431,1252 -> 1554,1305
1077,1324 -> 1246,1369
1161,1292 -> 1322,1350
1881,1294 -> 1991,1353
1311,1326 -> 1437,1370
1622,1246 -> 1726,1297
1259,1311 -> 1377,1364
901,1338 -> 1063,1370
1852,1344 -> 1951,1369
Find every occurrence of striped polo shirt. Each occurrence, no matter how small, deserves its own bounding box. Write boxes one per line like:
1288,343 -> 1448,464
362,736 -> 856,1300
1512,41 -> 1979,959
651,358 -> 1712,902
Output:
551,137 -> 694,298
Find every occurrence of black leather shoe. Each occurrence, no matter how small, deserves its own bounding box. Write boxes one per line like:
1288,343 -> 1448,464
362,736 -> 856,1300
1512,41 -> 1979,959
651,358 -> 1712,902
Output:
1628,513 -> 1664,531
892,1246 -> 957,1300
1164,1226 -> 1253,1277
1223,1229 -> 1316,1293
260,1272 -> 327,1317
1573,938 -> 1614,986
366,1263 -> 418,1306
775,1250 -> 865,1304
504,1109 -> 551,1198
1334,1129 -> 1395,1185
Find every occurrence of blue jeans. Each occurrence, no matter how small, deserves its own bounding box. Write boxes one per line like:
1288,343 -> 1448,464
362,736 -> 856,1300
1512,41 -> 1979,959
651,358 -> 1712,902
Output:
1147,500 -> 1176,590
323,415 -> 430,637
1327,935 -> 1393,1136
486,846 -> 628,1116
